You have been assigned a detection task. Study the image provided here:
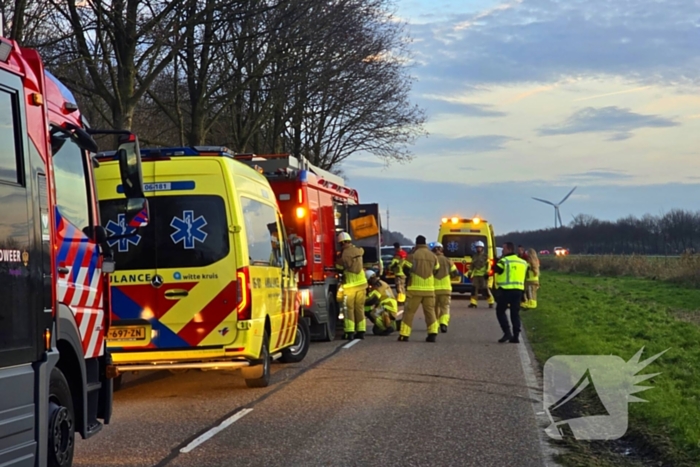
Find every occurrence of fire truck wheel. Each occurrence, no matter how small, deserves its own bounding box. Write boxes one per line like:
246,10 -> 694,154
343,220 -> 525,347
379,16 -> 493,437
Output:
322,294 -> 338,342
113,374 -> 123,392
280,315 -> 310,363
48,368 -> 75,467
242,332 -> 271,388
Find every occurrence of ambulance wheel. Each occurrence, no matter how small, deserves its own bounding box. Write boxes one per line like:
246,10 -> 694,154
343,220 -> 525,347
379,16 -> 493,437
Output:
242,332 -> 270,388
48,368 -> 75,467
280,316 -> 310,363
322,294 -> 338,342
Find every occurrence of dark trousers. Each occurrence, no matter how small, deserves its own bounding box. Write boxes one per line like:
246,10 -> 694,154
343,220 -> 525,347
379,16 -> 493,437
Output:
495,288 -> 523,335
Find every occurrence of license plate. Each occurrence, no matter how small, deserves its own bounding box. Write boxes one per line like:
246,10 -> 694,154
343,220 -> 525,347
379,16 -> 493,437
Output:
107,326 -> 146,341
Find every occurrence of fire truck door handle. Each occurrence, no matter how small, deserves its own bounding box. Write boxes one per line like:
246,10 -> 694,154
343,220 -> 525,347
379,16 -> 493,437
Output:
58,267 -> 70,274
164,290 -> 189,299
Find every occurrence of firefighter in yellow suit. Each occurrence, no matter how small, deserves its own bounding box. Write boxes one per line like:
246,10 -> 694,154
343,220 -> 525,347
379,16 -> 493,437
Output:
364,270 -> 398,335
431,242 -> 460,333
389,242 -> 408,304
399,235 -> 440,342
335,232 -> 367,340
468,241 -> 495,309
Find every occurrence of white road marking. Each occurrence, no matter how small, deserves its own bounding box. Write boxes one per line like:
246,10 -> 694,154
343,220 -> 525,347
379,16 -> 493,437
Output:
517,332 -> 564,467
342,339 -> 361,349
180,408 -> 254,453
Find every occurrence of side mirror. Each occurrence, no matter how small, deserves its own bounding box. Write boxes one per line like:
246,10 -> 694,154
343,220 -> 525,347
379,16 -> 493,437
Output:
123,197 -> 150,228
293,244 -> 307,269
117,133 -> 144,199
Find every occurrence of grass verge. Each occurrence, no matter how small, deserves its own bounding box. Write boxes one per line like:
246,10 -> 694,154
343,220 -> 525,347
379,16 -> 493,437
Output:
522,272 -> 700,467
540,254 -> 700,287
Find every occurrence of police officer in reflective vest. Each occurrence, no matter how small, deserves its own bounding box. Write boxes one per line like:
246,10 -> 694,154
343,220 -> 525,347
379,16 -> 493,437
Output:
399,235 -> 440,342
335,232 -> 368,340
493,242 -> 529,343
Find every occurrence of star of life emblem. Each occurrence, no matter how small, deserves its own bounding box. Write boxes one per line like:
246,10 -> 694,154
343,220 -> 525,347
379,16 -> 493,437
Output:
170,210 -> 208,249
106,214 -> 141,253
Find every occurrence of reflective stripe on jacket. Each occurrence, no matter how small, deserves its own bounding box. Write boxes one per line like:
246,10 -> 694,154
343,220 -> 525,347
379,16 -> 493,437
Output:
335,244 -> 367,288
495,254 -> 528,290
434,254 -> 457,293
367,281 -> 398,314
404,245 -> 439,296
470,251 -> 489,276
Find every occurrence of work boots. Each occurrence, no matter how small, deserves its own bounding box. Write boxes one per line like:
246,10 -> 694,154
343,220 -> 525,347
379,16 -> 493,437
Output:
398,335 -> 409,342
439,324 -> 448,333
343,332 -> 354,340
425,334 -> 437,343
488,303 -> 494,309
498,332 -> 513,343
509,333 -> 520,344
468,303 -> 477,309
355,332 -> 365,340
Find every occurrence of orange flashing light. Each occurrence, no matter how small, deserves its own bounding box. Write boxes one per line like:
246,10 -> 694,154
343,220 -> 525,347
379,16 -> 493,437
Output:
296,207 -> 306,219
30,93 -> 43,106
297,188 -> 303,204
472,217 -> 481,225
441,217 -> 448,224
451,217 -> 459,224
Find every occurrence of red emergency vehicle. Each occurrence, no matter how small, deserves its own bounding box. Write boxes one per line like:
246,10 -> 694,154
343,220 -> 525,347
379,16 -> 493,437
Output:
233,154 -> 382,341
0,35 -> 147,466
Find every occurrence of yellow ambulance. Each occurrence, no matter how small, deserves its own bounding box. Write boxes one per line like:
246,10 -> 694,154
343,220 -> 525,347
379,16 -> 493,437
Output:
95,146 -> 310,388
437,216 -> 497,294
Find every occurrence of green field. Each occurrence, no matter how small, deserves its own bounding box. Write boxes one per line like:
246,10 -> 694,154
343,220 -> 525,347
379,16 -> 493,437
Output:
522,272 -> 700,467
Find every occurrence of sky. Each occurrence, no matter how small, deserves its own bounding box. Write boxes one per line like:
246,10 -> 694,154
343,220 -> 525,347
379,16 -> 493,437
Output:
343,0 -> 700,241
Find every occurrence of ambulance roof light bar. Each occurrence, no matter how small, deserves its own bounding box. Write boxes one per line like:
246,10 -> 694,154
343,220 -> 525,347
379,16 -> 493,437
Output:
441,217 -> 486,225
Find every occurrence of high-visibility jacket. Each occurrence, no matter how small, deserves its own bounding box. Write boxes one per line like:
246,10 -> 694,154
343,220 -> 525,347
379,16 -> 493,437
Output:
470,251 -> 489,276
365,280 -> 398,314
404,245 -> 439,296
335,244 -> 367,289
390,250 -> 407,277
526,267 -> 539,284
434,253 -> 458,294
494,254 -> 528,290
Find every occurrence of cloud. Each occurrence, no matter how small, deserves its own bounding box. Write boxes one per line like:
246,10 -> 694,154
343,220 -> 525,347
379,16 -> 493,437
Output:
537,107 -> 680,138
564,169 -> 632,181
414,134 -> 515,153
416,98 -> 508,117
406,0 -> 700,94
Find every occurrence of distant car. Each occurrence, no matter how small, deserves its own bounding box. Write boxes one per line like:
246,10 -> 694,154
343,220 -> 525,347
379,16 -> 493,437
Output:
539,249 -> 550,255
496,247 -> 503,257
554,247 -> 569,256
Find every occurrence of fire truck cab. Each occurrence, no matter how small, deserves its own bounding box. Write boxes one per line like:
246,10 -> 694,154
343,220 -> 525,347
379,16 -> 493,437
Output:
234,154 -> 382,341
0,35 -> 147,467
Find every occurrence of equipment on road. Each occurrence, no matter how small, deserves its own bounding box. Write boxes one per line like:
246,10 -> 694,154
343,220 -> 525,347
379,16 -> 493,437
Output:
233,153 -> 382,342
0,35 -> 150,467
95,147 -> 310,389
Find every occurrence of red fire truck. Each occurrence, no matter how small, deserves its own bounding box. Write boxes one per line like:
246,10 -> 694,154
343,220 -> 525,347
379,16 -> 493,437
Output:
0,35 -> 147,466
233,154 -> 382,341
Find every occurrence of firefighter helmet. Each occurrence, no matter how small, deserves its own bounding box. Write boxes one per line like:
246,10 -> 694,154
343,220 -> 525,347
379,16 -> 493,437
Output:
336,232 -> 352,243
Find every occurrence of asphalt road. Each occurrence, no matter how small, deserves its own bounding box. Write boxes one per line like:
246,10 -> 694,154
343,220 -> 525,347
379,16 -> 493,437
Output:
74,297 -> 555,467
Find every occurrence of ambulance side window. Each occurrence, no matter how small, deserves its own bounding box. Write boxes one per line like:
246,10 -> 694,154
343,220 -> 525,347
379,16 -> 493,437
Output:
241,197 -> 279,267
0,90 -> 21,185
51,130 -> 91,230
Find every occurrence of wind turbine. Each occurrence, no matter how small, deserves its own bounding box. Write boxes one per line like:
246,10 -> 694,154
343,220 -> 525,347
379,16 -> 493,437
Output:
532,187 -> 577,228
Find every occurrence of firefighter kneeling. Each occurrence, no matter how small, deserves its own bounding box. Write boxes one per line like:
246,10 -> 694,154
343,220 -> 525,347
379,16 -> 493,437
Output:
364,270 -> 398,335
